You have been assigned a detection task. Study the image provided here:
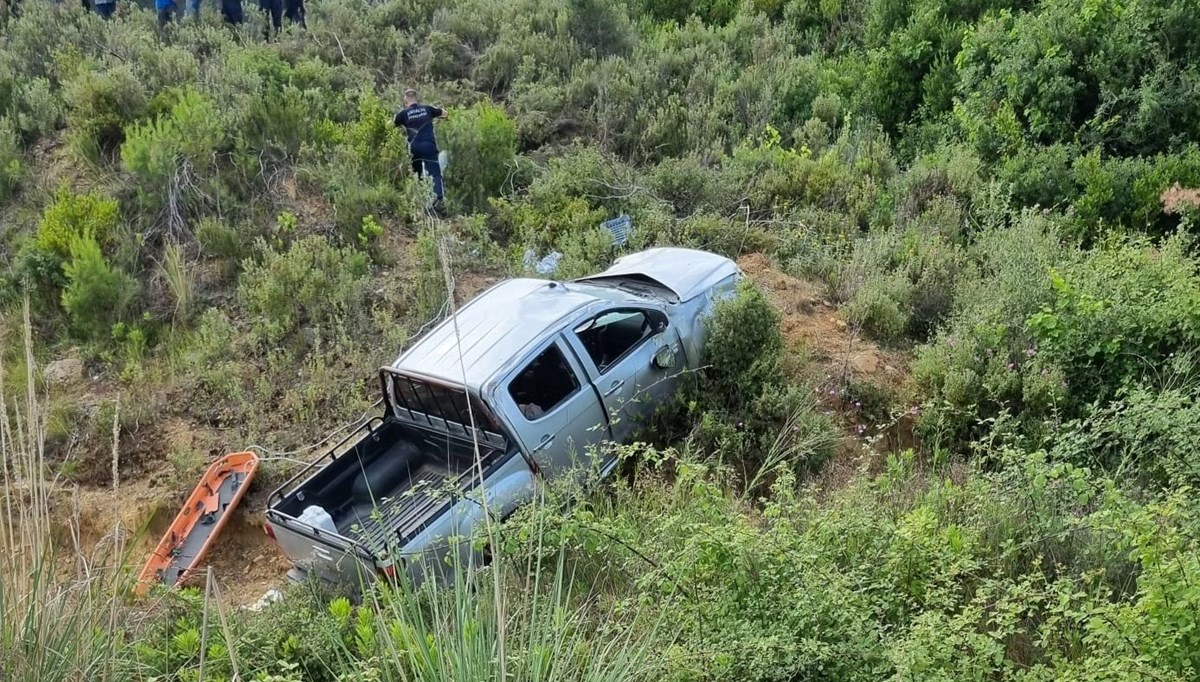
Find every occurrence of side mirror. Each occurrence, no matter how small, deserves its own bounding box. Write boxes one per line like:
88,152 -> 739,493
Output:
652,345 -> 676,370
647,310 -> 669,334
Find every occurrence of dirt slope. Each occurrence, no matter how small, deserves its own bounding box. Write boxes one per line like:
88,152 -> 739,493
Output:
737,253 -> 906,392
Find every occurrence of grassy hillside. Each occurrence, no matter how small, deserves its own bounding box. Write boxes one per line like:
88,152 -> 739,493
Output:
3,0 -> 1200,679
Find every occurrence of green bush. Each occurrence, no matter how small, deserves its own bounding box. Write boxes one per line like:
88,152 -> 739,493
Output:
1027,233 -> 1200,409
195,217 -> 251,264
440,100 -> 518,214
1067,147 -> 1200,240
0,117 -> 21,201
60,62 -> 147,161
121,88 -> 225,184
60,235 -> 139,341
994,143 -> 1078,210
35,188 -> 121,261
912,211 -> 1067,448
1052,378 -> 1200,488
646,156 -> 734,218
656,279 -> 837,483
236,235 -> 371,346
836,219 -> 969,344
8,76 -> 62,143
704,279 -> 784,408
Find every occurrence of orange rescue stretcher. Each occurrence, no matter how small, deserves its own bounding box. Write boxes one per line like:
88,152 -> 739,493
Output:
136,451 -> 259,595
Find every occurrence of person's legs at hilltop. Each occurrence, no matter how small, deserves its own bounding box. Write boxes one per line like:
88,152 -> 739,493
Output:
157,1 -> 175,27
282,0 -> 304,27
220,0 -> 242,23
258,0 -> 281,35
94,0 -> 116,17
410,143 -> 444,207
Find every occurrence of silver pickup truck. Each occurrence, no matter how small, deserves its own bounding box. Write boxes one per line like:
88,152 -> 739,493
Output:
264,247 -> 741,586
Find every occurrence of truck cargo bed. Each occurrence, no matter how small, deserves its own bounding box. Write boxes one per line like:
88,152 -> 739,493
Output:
274,419 -> 497,550
340,464 -> 481,556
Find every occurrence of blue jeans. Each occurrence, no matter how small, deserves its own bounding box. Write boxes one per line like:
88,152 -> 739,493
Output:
411,144 -> 444,200
282,0 -> 303,26
95,0 -> 115,16
259,0 -> 281,30
157,2 -> 175,26
220,0 -> 241,22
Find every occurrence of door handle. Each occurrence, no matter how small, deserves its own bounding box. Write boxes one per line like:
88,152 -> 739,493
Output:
604,380 -> 625,397
533,434 -> 555,452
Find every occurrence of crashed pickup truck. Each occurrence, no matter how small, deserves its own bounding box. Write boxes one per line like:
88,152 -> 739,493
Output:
264,247 -> 741,585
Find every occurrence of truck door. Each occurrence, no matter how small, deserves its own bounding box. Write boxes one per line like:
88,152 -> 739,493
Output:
498,338 -> 612,476
566,307 -> 684,444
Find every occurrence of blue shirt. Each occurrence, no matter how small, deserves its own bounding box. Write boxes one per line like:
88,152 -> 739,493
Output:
395,103 -> 444,149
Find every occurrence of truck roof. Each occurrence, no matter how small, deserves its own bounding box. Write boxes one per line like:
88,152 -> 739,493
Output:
391,278 -> 606,389
390,248 -> 738,390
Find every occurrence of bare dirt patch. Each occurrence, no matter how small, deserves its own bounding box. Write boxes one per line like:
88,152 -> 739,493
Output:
1162,183 -> 1200,215
198,511 -> 293,607
738,253 -> 915,471
737,253 -> 907,391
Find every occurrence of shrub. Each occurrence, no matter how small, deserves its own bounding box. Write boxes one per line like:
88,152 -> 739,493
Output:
1067,147 -> 1200,240
660,280 -> 838,483
897,144 -> 982,221
994,143 -> 1078,210
1026,233 -> 1200,409
0,118 -> 21,201
121,88 -> 225,185
912,211 -> 1068,448
1052,379 -> 1200,489
646,156 -> 733,218
60,62 -> 147,161
342,89 -> 410,186
440,100 -> 518,214
836,220 -> 969,344
704,279 -> 784,408
195,217 -> 251,264
35,188 -> 121,260
236,235 -> 371,346
9,76 -> 62,143
60,235 -> 139,341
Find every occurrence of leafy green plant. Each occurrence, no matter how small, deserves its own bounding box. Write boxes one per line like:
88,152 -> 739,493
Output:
0,117 -> 22,201
356,214 -> 384,248
35,187 -> 121,261
60,61 -> 148,161
440,100 -> 518,214
121,87 -> 225,184
236,235 -> 370,346
60,235 -> 139,342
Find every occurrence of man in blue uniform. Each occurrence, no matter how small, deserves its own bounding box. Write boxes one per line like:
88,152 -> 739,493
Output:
394,89 -> 447,213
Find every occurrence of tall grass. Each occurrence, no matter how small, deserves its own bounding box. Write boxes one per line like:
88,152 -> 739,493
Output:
0,303 -> 129,682
160,242 -> 194,326
325,502 -> 670,682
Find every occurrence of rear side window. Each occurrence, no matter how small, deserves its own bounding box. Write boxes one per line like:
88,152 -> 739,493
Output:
575,310 -> 654,373
508,344 -> 580,420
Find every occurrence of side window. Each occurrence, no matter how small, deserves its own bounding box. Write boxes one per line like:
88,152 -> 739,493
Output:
507,344 -> 580,421
574,310 -> 656,374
